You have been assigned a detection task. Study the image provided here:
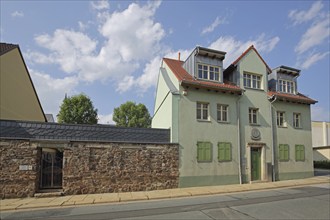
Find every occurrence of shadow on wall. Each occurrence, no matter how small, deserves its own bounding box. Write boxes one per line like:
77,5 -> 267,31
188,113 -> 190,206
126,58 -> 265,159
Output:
313,149 -> 330,161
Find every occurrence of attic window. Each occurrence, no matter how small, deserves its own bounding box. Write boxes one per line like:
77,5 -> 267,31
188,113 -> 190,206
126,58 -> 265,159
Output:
197,64 -> 220,81
279,79 -> 295,94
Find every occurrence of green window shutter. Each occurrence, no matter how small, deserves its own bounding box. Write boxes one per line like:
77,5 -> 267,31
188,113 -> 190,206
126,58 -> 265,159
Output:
197,142 -> 203,161
279,144 -> 289,161
225,143 -> 231,161
204,142 -> 212,161
218,142 -> 231,161
197,142 -> 212,162
295,145 -> 305,161
218,143 -> 225,161
284,145 -> 289,161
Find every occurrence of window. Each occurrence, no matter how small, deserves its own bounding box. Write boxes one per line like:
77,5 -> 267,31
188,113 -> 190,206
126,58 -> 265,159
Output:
279,144 -> 289,161
295,145 -> 305,161
244,73 -> 261,89
218,142 -> 232,161
197,142 -> 212,162
293,113 -> 301,128
249,108 -> 258,124
217,104 -> 228,122
198,64 -> 220,81
279,79 -> 295,94
277,111 -> 286,127
196,102 -> 209,121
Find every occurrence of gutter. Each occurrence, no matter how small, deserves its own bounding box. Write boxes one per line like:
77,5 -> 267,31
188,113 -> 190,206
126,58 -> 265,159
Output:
236,90 -> 245,184
269,95 -> 277,182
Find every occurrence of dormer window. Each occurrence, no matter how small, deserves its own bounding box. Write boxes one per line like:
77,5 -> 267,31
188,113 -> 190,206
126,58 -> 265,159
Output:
197,64 -> 220,81
279,79 -> 295,94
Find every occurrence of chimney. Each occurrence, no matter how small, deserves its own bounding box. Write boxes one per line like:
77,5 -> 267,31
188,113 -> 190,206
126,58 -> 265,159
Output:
178,52 -> 181,61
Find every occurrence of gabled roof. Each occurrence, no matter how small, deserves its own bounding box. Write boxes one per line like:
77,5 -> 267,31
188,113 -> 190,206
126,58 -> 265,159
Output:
268,91 -> 317,105
0,43 -> 18,56
0,42 -> 47,122
0,120 -> 171,144
232,45 -> 272,73
163,58 -> 242,94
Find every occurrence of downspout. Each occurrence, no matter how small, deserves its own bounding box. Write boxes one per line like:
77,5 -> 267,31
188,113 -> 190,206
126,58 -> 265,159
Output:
237,90 -> 245,184
270,95 -> 277,182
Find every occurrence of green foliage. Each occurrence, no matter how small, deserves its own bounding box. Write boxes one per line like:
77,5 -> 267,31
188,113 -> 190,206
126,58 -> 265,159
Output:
314,160 -> 330,169
113,101 -> 151,128
57,94 -> 98,124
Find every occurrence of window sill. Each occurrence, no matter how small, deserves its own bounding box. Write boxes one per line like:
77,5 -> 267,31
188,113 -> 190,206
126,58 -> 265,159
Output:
197,160 -> 212,163
197,119 -> 211,123
294,127 -> 302,129
277,126 -> 288,128
217,121 -> 230,124
249,123 -> 260,126
218,160 -> 232,162
279,160 -> 289,162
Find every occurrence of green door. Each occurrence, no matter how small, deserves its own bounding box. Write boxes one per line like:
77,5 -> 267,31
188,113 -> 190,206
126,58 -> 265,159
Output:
251,148 -> 261,181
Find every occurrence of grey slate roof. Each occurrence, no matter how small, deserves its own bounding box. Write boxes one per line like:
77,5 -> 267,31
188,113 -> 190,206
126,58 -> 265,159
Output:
0,43 -> 18,56
0,120 -> 171,144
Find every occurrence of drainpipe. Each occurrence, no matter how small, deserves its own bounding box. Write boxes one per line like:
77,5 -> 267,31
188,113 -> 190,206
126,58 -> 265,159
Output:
270,95 -> 277,182
237,90 -> 245,184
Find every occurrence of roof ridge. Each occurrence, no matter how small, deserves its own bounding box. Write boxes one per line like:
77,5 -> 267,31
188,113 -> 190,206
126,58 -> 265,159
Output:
0,42 -> 19,56
232,45 -> 272,73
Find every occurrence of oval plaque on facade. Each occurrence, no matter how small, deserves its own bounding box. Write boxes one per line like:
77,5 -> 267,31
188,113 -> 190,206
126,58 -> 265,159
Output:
251,128 -> 261,140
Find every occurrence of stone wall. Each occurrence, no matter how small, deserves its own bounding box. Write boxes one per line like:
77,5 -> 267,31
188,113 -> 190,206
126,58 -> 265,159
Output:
0,139 -> 179,199
63,143 -> 179,195
0,140 -> 40,199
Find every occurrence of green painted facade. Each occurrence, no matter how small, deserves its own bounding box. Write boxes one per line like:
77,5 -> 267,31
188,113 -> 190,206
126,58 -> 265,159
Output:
152,46 -> 316,187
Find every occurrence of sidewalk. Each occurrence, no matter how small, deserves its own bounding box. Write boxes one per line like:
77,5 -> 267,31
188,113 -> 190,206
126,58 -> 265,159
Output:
1,176 -> 329,212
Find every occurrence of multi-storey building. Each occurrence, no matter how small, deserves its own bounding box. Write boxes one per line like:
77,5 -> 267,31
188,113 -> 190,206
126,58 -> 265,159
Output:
152,45 -> 317,187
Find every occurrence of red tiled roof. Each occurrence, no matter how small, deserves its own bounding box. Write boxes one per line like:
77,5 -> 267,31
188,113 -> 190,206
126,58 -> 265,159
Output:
163,58 -> 242,94
0,43 -> 18,56
268,91 -> 317,104
232,45 -> 272,73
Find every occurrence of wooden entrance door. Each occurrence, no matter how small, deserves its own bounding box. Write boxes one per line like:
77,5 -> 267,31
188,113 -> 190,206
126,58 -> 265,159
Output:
251,148 -> 261,181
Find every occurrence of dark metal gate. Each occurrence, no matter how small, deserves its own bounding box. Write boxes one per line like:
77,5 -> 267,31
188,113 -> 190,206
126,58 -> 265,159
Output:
40,150 -> 63,189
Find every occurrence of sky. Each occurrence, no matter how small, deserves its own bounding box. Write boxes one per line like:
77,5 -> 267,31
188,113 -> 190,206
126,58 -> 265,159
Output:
1,0 -> 329,124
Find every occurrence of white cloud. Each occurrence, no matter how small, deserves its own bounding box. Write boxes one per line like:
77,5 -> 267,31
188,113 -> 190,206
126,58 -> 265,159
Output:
312,106 -> 330,122
209,34 -> 280,67
91,1 -> 110,11
288,1 -> 323,25
11,11 -> 24,17
295,15 -> 330,54
201,16 -> 226,35
29,69 -> 79,117
298,51 -> 330,69
98,113 -> 115,124
28,1 -> 165,92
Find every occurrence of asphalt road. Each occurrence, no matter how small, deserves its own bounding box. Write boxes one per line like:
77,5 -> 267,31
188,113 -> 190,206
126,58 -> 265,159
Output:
1,183 -> 330,220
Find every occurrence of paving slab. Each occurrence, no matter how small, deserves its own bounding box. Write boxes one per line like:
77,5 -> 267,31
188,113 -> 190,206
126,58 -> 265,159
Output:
93,193 -> 119,204
146,190 -> 172,200
166,188 -> 192,198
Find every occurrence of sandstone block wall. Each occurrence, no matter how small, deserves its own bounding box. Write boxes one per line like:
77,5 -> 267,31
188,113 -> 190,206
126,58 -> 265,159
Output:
0,140 -> 179,199
0,140 -> 40,199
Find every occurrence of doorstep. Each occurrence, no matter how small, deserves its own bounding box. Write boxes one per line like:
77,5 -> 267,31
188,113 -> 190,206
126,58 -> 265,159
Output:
34,189 -> 64,198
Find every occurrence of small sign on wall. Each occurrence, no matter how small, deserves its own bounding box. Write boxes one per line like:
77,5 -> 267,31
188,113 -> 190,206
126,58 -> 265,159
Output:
19,165 -> 33,171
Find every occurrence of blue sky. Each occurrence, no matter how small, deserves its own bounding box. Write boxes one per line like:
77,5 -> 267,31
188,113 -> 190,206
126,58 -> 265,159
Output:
1,0 -> 329,123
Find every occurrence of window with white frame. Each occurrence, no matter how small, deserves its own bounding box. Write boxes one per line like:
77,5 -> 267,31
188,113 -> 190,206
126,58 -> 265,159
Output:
197,64 -> 220,81
277,111 -> 286,127
196,102 -> 209,121
217,104 -> 228,122
293,113 -> 301,128
243,73 -> 261,89
279,79 -> 295,94
249,108 -> 258,124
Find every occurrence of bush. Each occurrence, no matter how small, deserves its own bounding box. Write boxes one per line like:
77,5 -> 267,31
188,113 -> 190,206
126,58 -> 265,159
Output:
314,160 -> 330,169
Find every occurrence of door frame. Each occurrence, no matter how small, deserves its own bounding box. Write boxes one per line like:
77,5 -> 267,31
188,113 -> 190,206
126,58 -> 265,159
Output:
247,143 -> 266,182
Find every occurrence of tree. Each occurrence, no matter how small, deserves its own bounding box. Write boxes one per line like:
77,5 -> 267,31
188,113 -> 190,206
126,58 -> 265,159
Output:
57,94 -> 98,124
113,101 -> 151,128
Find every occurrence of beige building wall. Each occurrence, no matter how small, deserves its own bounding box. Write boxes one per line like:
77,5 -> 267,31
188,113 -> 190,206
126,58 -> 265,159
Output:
312,121 -> 330,161
0,47 -> 46,122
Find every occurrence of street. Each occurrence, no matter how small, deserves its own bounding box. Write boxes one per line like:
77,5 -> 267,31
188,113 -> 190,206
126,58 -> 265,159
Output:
1,183 -> 330,220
